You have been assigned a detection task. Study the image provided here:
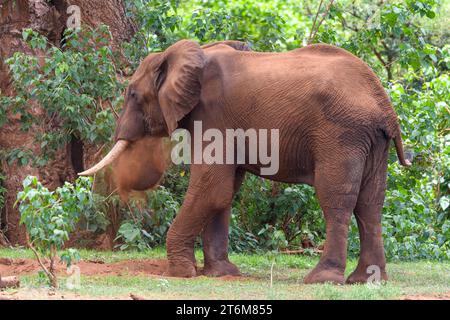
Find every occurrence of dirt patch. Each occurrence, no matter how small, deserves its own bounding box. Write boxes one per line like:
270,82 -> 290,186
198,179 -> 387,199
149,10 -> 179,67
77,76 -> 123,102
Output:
0,257 -> 246,280
0,257 -> 169,277
403,292 -> 450,300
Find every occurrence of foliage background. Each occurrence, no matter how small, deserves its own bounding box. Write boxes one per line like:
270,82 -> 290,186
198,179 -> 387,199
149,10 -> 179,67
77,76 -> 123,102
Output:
1,0 -> 449,260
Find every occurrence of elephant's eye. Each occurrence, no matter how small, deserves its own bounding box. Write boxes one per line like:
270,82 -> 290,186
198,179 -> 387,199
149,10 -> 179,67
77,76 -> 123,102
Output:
128,89 -> 144,106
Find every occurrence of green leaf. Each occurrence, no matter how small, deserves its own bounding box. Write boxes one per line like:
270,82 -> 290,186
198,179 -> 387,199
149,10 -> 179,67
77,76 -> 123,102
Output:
439,197 -> 449,211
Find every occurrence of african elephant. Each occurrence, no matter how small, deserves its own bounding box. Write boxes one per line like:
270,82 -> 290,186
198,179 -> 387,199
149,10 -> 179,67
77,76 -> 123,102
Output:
80,40 -> 411,284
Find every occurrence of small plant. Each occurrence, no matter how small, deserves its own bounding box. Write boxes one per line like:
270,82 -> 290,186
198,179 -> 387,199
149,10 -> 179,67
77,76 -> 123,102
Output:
16,176 -> 93,287
115,186 -> 180,251
116,219 -> 151,251
156,278 -> 170,292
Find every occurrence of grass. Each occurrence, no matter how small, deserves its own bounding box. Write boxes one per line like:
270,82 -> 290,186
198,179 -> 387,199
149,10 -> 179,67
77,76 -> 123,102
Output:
1,247 -> 449,300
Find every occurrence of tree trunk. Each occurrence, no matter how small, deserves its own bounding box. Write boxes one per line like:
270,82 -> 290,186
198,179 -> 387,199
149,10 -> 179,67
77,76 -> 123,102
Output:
0,0 -> 135,245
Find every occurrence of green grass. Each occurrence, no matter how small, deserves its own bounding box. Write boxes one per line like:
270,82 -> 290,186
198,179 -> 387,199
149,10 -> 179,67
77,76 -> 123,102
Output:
1,248 -> 449,300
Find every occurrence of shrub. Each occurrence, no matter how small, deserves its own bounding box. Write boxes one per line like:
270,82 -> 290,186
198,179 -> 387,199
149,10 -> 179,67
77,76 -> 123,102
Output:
16,176 -> 93,287
0,26 -> 124,166
115,186 -> 180,250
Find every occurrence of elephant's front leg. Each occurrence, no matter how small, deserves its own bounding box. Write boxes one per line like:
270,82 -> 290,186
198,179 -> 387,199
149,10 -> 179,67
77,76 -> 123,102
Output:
202,208 -> 240,276
202,169 -> 244,276
166,165 -> 237,277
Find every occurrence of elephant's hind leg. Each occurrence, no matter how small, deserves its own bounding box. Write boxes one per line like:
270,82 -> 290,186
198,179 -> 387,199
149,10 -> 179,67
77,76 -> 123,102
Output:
304,158 -> 364,285
346,142 -> 389,284
166,165 -> 237,277
345,202 -> 388,284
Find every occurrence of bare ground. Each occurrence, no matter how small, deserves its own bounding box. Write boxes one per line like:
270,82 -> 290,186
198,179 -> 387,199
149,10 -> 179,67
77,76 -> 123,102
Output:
0,256 -> 244,279
1,257 -> 165,277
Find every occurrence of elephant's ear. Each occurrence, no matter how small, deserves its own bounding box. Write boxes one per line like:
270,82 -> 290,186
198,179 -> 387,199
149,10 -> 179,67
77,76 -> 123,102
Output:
156,40 -> 206,134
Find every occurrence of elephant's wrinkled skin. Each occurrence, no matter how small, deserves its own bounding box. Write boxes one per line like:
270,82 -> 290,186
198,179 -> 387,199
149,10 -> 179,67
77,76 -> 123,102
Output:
82,40 -> 411,284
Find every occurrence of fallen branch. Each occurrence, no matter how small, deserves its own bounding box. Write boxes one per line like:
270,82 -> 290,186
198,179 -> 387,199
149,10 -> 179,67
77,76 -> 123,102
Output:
130,293 -> 147,300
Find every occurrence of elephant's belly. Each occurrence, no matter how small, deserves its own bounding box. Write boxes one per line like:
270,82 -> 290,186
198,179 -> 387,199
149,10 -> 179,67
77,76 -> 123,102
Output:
236,130 -> 316,185
240,164 -> 315,186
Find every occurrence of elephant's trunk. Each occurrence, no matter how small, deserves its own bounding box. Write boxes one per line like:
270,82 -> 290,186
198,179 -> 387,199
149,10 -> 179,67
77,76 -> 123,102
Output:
78,140 -> 129,176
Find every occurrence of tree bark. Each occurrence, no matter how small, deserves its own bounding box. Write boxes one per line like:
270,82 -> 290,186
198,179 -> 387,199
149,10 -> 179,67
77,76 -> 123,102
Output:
0,0 -> 135,245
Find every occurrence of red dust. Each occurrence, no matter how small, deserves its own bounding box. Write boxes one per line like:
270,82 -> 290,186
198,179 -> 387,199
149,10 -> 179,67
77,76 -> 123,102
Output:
113,136 -> 171,201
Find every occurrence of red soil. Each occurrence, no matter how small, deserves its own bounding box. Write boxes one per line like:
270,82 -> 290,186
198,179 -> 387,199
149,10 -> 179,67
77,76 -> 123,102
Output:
0,257 -> 168,277
0,257 -> 245,279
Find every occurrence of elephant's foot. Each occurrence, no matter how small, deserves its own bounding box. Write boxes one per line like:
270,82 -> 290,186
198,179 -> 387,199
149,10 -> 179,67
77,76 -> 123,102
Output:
203,260 -> 240,277
304,265 -> 345,285
346,266 -> 388,284
167,260 -> 197,278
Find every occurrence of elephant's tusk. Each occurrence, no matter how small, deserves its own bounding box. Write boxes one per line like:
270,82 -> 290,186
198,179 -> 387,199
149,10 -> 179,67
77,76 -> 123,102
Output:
78,140 -> 129,176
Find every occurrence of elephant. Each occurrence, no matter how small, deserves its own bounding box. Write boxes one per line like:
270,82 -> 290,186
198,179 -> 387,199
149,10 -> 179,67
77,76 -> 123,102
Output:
80,40 -> 411,284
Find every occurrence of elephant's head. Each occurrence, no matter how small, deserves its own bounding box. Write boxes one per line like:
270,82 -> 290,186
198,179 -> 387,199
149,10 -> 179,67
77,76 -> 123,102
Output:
78,40 -> 206,189
115,40 -> 206,141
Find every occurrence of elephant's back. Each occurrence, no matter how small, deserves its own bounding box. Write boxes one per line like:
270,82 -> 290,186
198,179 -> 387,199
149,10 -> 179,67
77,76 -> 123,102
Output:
216,47 -> 385,118
204,42 -> 398,142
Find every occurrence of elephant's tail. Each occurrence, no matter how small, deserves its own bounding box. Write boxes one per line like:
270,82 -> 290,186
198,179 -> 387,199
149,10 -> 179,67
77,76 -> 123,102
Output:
380,113 -> 411,167
374,87 -> 412,167
393,134 -> 412,167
